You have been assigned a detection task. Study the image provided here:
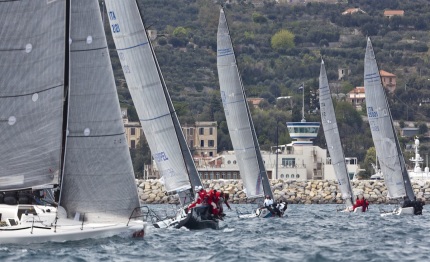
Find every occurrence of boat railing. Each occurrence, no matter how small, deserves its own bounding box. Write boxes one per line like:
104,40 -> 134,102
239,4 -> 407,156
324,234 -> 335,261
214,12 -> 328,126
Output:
127,205 -> 162,226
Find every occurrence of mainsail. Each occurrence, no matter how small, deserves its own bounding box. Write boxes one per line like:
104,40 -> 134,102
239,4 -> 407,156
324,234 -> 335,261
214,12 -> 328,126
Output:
60,0 -> 140,222
364,38 -> 414,200
319,60 -> 354,206
0,0 -> 65,191
104,0 -> 202,198
217,8 -> 272,199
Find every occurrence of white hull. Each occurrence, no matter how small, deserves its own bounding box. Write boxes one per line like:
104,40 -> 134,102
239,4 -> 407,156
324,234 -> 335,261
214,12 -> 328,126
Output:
0,204 -> 146,244
238,207 -> 283,219
380,207 -> 415,217
0,221 -> 146,244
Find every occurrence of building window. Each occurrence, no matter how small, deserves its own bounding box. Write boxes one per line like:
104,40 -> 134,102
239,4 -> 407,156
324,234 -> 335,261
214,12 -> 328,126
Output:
200,140 -> 204,147
199,128 -> 204,135
190,128 -> 194,135
296,174 -> 300,178
208,140 -> 214,147
233,160 -> 237,164
281,174 -> 284,178
209,127 -> 213,135
209,152 -> 213,157
233,173 -> 237,179
282,158 -> 295,167
131,128 -> 136,136
131,140 -> 136,149
210,172 -> 214,179
227,172 -> 231,179
216,173 -> 220,179
286,174 -> 289,178
190,140 -> 194,148
221,173 -> 225,179
227,160 -> 231,164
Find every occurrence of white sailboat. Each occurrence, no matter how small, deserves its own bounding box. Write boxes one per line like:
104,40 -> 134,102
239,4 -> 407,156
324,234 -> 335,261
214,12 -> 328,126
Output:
0,0 -> 146,244
319,60 -> 355,212
104,0 -> 218,230
364,38 -> 418,216
217,8 -> 279,218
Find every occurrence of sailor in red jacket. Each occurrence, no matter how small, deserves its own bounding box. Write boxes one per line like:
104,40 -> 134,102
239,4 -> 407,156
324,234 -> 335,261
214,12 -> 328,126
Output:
207,189 -> 220,217
187,186 -> 207,211
352,195 -> 369,212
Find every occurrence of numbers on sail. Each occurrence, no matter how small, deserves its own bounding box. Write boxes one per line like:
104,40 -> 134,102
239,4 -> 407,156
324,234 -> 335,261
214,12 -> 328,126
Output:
369,121 -> 380,131
118,52 -> 126,61
367,107 -> 378,118
111,24 -> 121,33
153,152 -> 169,162
108,11 -> 117,21
122,65 -> 131,74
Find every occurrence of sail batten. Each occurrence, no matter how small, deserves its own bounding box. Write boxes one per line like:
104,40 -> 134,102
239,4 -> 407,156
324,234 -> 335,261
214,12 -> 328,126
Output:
104,0 -> 202,196
364,38 -> 414,200
217,9 -> 271,199
319,60 -> 353,206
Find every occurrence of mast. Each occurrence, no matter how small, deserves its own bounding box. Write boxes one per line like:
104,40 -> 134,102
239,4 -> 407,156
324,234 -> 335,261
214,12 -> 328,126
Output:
58,0 -> 71,205
302,82 -> 305,122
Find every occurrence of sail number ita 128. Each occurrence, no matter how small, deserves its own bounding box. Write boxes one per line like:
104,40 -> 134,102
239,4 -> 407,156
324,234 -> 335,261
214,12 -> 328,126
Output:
108,11 -> 121,33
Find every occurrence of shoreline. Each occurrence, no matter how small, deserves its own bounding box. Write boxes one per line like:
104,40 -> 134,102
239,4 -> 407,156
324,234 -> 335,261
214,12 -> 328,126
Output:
137,179 -> 430,204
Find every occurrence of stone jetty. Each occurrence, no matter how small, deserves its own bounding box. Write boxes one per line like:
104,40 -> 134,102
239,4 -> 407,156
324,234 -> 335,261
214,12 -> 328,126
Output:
137,179 -> 430,204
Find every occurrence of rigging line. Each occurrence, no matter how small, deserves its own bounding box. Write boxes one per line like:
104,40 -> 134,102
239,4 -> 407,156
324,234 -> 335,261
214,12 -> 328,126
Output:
0,84 -> 63,98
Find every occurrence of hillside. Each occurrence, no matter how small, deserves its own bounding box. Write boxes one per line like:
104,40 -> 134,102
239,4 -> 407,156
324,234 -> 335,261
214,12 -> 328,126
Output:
104,0 -> 430,176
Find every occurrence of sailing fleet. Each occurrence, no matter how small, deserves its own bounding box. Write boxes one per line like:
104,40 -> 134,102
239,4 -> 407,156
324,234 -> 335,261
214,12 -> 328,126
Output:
0,1 -> 427,244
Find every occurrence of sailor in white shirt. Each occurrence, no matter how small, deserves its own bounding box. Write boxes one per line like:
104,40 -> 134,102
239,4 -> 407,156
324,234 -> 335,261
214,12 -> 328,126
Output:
263,195 -> 273,207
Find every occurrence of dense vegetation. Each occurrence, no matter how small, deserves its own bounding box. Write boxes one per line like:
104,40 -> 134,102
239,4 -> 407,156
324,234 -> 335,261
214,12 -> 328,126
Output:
104,0 -> 430,177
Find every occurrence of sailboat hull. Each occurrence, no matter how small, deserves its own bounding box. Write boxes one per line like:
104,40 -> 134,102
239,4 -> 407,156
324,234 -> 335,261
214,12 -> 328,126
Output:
238,207 -> 284,219
0,220 -> 146,244
175,207 -> 219,230
380,206 -> 415,217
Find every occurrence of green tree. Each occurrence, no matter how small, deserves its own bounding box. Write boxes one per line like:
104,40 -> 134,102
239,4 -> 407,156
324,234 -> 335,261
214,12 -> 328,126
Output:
362,147 -> 377,178
131,137 -> 152,178
271,30 -> 295,50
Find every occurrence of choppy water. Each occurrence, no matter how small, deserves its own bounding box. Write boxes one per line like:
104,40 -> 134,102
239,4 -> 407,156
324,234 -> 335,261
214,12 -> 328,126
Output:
1,204 -> 429,262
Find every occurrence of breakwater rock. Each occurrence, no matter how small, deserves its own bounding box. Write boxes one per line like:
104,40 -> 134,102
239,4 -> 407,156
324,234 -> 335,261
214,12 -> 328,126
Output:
136,179 -> 430,204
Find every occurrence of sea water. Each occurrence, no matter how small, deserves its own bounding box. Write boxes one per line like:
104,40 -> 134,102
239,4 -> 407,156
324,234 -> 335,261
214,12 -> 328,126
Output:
1,204 -> 429,262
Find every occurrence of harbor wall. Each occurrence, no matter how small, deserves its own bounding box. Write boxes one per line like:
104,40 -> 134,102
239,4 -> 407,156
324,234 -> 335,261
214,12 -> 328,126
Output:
137,179 -> 430,204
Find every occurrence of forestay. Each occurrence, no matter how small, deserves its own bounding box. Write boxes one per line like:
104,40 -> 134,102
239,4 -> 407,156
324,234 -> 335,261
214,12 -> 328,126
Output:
364,38 -> 414,200
0,0 -> 65,191
104,0 -> 202,194
319,60 -> 353,207
60,0 -> 140,222
217,9 -> 271,199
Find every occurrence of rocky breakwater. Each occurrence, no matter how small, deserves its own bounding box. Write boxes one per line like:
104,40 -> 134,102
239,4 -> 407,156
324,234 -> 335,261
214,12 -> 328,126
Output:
137,179 -> 430,204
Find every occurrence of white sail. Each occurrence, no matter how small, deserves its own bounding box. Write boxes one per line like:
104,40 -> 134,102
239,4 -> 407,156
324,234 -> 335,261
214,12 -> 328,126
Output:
217,9 -> 270,198
104,0 -> 201,194
319,60 -> 354,206
364,38 -> 414,200
60,0 -> 140,222
0,0 -> 65,191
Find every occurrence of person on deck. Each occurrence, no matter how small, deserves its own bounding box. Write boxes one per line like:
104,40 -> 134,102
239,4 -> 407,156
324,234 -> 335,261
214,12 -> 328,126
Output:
187,186 -> 207,212
352,195 -> 369,212
276,200 -> 288,216
207,189 -> 221,218
216,191 -> 231,217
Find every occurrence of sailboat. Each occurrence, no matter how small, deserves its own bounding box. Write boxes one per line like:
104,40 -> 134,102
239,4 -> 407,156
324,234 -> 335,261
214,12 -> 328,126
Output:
319,60 -> 355,212
217,8 -> 277,218
0,0 -> 146,244
104,0 -> 218,230
364,38 -> 418,216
